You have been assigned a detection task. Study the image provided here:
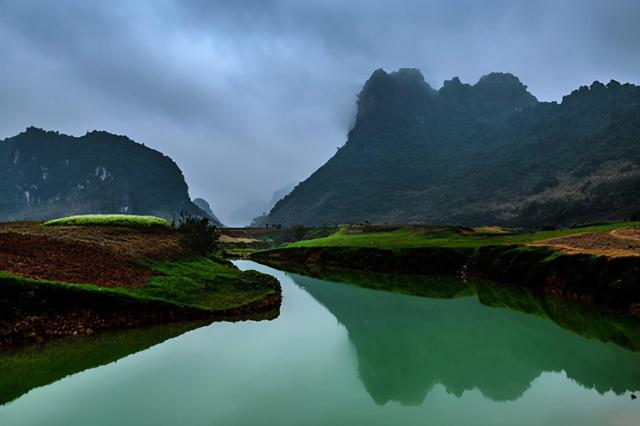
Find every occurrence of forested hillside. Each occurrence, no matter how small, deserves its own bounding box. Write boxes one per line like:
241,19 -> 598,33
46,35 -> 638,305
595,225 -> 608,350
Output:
0,127 -> 220,223
269,69 -> 640,227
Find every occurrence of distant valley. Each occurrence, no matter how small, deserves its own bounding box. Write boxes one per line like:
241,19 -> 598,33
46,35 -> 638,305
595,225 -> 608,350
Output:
228,182 -> 295,227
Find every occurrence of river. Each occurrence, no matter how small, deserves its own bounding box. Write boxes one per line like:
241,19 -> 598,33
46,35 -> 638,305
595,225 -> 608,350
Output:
1,260 -> 639,425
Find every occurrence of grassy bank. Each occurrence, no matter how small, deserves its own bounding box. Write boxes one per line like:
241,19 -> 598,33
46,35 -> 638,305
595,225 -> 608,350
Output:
250,222 -> 640,315
1,256 -> 280,313
1,256 -> 281,347
1,219 -> 282,347
141,257 -> 280,311
271,261 -> 640,352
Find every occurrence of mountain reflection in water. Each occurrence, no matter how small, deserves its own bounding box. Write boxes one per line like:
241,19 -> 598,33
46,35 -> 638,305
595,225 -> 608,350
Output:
2,262 -> 640,426
288,272 -> 640,405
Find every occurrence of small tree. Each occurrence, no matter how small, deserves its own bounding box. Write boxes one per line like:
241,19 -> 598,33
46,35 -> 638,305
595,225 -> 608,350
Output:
176,213 -> 220,255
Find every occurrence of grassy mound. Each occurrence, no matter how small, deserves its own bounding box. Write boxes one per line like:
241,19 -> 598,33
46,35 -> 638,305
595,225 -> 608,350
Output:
43,214 -> 169,228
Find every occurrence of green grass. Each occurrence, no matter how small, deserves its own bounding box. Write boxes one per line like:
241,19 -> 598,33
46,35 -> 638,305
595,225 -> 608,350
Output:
140,257 -> 279,311
43,214 -> 169,228
1,257 -> 279,313
283,222 -> 640,250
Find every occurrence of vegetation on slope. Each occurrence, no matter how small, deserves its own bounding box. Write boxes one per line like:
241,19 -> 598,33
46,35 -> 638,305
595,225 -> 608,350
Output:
0,127 -> 218,223
269,69 -> 640,227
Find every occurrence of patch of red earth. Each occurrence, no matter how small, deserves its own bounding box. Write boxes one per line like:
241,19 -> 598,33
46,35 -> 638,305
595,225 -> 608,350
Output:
0,232 -> 153,288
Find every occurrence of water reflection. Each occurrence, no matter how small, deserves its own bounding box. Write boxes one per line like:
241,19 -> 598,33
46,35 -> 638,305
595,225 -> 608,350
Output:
289,272 -> 640,405
0,321 -> 207,405
1,262 -> 640,426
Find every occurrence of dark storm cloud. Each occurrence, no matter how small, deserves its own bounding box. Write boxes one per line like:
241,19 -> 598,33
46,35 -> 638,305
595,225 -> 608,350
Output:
1,0 -> 639,224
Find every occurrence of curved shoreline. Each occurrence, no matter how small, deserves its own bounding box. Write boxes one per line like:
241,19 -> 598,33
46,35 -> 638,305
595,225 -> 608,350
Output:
0,223 -> 284,349
250,245 -> 640,316
0,273 -> 282,348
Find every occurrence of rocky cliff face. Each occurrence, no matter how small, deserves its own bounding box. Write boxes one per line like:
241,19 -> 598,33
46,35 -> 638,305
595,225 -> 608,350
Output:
0,127 -> 215,223
269,69 -> 640,227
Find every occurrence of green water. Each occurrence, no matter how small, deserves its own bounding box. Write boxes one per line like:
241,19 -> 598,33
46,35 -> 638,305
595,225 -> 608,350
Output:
1,261 -> 640,425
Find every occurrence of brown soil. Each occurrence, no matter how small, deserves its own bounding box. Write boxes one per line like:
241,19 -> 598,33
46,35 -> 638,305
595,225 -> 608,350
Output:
0,222 -> 188,261
530,227 -> 640,257
0,223 -> 188,288
0,286 -> 281,347
219,234 -> 260,244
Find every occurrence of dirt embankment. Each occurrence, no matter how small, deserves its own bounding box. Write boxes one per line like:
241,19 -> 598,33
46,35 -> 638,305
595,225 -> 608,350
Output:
251,246 -> 470,276
0,275 -> 280,347
0,223 -> 187,287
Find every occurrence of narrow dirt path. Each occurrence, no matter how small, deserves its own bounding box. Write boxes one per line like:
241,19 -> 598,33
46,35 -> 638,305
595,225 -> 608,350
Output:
528,227 -> 640,258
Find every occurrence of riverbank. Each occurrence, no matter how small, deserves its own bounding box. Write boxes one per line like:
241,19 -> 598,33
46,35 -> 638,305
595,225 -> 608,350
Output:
250,260 -> 640,351
0,221 -> 281,347
249,223 -> 640,316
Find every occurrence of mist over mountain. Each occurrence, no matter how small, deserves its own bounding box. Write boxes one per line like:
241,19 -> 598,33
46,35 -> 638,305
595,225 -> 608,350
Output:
192,198 -> 223,226
269,69 -> 640,227
228,182 -> 295,227
0,127 -> 220,224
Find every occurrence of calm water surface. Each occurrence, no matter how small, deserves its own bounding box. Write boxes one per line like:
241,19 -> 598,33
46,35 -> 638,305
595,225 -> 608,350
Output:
1,260 -> 640,425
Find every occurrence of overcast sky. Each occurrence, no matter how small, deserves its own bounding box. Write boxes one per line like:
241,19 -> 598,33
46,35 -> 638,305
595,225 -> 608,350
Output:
1,0 -> 639,224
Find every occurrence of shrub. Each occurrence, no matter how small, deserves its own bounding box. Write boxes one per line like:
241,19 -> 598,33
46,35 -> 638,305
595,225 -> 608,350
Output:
176,214 -> 220,255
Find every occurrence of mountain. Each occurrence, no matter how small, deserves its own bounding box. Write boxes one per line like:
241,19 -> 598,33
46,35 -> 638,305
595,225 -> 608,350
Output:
0,127 -> 218,223
267,183 -> 296,210
228,182 -> 295,227
192,198 -> 223,225
269,68 -> 640,227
